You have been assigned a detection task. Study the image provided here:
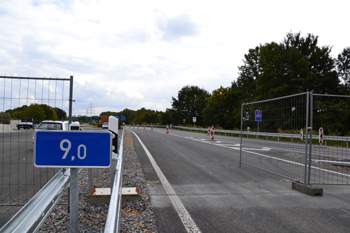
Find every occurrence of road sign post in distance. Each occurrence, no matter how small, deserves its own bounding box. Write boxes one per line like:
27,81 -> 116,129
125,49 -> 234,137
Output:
34,131 -> 112,168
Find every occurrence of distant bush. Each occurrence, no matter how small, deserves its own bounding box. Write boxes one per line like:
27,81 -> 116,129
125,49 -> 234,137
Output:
0,112 -> 11,124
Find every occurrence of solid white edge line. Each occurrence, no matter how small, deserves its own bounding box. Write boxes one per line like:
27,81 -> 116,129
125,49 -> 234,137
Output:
130,130 -> 202,233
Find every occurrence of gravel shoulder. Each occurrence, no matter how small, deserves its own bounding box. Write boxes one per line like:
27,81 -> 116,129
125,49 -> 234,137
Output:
39,129 -> 158,232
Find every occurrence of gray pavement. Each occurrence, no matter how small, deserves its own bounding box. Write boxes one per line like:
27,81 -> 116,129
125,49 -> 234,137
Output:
130,128 -> 350,233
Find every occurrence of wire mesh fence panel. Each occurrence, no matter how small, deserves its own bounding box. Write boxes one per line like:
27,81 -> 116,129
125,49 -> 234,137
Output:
240,93 -> 308,183
0,76 -> 70,205
309,94 -> 350,185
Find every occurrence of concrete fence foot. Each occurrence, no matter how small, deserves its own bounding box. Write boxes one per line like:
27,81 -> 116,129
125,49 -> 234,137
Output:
292,182 -> 323,196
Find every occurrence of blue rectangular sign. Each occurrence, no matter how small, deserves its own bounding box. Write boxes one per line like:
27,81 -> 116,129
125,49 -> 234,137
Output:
34,131 -> 112,168
255,110 -> 262,121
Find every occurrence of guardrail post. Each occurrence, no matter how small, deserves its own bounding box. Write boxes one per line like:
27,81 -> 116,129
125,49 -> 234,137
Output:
88,169 -> 92,195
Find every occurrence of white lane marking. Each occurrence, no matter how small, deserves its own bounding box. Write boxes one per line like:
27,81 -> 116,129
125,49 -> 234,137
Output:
150,130 -> 350,179
243,147 -> 271,151
130,130 -> 202,233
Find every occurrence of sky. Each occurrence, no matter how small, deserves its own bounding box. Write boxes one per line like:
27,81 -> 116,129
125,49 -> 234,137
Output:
0,0 -> 349,116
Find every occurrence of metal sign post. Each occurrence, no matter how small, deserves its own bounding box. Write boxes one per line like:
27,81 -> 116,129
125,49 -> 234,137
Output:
255,110 -> 262,133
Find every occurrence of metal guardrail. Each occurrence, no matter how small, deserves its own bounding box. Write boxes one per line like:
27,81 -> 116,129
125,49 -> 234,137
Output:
0,168 -> 73,233
105,126 -> 124,233
173,126 -> 350,145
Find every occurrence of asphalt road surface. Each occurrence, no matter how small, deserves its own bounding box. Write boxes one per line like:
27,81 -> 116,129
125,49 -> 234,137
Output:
130,127 -> 350,233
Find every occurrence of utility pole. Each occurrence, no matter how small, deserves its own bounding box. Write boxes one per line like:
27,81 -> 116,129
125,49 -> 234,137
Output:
88,102 -> 94,123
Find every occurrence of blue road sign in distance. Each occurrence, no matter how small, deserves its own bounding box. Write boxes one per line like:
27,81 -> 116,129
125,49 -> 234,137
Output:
121,115 -> 126,121
255,110 -> 262,121
34,131 -> 112,168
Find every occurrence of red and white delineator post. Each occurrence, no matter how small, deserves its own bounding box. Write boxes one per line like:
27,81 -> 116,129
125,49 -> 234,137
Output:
170,124 -> 172,130
151,123 -> 153,131
210,126 -> 215,140
208,126 -> 210,135
166,124 -> 169,134
137,124 -> 139,129
143,125 -> 145,130
319,127 -> 324,145
300,128 -> 303,142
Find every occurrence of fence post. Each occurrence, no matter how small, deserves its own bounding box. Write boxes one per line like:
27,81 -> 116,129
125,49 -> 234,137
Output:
307,92 -> 313,185
68,76 -> 73,124
239,103 -> 244,167
304,91 -> 309,185
68,75 -> 80,233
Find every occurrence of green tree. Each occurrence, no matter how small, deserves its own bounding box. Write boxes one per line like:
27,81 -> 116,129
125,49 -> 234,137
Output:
5,105 -> 28,119
20,104 -> 46,123
0,112 -> 11,124
237,32 -> 340,102
235,46 -> 262,103
257,41 -> 313,99
54,107 -> 67,120
170,85 -> 210,126
161,109 -> 175,125
118,108 -> 135,124
203,86 -> 239,129
336,47 -> 350,94
40,104 -> 58,120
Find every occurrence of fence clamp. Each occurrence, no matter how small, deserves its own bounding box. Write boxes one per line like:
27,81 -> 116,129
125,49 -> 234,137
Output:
307,127 -> 312,130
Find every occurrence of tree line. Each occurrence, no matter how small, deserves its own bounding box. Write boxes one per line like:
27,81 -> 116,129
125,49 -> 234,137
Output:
98,108 -> 164,126
1,104 -> 67,124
